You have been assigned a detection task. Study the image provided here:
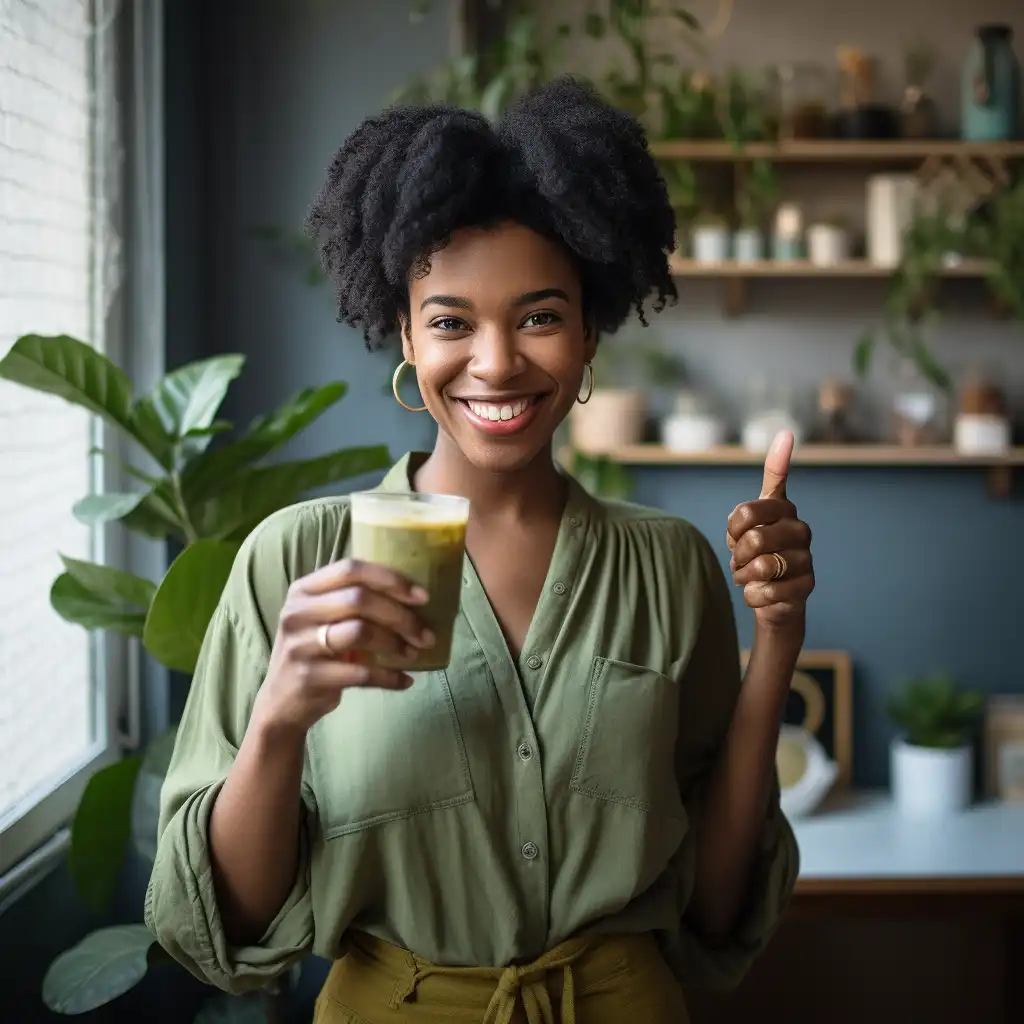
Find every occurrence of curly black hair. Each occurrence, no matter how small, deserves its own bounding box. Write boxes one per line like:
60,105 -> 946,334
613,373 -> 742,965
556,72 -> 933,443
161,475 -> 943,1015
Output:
305,76 -> 678,349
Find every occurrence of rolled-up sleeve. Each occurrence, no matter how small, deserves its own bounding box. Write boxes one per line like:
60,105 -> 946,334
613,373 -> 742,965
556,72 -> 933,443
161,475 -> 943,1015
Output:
672,532 -> 800,991
144,534 -> 315,993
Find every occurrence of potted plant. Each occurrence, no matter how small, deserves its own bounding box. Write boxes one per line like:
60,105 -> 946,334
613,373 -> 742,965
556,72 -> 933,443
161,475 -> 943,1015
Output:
886,674 -> 983,819
0,334 -> 390,1020
807,213 -> 852,266
569,339 -> 647,453
734,158 -> 778,262
691,209 -> 731,263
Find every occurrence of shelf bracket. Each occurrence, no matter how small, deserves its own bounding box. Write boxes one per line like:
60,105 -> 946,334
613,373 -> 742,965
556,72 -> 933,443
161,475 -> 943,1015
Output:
722,277 -> 747,317
987,465 -> 1013,499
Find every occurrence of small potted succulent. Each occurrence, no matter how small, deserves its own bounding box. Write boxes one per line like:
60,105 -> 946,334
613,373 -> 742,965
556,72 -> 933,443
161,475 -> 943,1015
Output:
886,674 -> 983,819
691,209 -> 731,263
733,158 -> 779,262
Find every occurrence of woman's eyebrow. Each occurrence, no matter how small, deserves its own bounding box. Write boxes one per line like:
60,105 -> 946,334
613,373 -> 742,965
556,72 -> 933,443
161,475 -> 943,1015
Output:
420,294 -> 473,311
511,288 -> 569,307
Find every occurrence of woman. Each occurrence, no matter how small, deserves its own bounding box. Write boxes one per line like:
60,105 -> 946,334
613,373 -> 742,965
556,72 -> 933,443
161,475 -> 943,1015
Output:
146,78 -> 813,1023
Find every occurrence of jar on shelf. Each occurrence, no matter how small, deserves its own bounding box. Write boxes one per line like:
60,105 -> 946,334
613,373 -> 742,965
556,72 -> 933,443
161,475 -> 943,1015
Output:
954,368 -> 1010,455
741,376 -> 806,453
888,357 -> 949,446
771,62 -> 831,139
661,390 -> 727,453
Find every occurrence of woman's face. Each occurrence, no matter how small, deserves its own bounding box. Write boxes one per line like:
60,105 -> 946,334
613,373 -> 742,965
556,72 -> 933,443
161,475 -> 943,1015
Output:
403,221 -> 595,473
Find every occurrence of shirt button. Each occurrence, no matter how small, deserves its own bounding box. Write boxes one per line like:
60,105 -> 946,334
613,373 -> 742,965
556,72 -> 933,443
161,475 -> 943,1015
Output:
526,654 -> 542,670
552,581 -> 566,595
521,841 -> 539,860
517,741 -> 533,762
569,516 -> 580,527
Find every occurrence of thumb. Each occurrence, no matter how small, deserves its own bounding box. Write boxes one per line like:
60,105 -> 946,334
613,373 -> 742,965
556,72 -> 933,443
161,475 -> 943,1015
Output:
760,430 -> 794,499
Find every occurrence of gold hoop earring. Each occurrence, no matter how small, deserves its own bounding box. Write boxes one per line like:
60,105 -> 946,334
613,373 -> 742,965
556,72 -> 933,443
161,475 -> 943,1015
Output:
576,361 -> 595,405
392,360 -> 427,412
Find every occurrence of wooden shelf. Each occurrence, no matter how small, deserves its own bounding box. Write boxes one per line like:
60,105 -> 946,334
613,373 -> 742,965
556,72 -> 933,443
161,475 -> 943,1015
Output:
668,257 -> 993,279
651,139 -> 1024,162
567,444 -> 1024,496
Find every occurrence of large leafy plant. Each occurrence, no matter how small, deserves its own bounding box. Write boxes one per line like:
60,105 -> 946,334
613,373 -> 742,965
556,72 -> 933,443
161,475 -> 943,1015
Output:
0,334 -> 390,1020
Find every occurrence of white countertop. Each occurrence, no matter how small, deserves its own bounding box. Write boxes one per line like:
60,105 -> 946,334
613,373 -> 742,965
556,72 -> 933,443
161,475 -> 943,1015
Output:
792,791 -> 1024,880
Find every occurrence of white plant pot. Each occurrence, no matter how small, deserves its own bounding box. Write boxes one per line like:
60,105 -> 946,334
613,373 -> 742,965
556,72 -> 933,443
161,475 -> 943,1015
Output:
733,228 -> 763,263
569,389 -> 645,454
807,224 -> 850,266
890,738 -> 973,819
691,226 -> 730,263
661,412 -> 725,452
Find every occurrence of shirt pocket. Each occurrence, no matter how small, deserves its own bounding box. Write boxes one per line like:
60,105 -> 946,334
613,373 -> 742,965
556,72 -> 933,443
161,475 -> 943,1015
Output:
570,657 -> 686,819
307,669 -> 474,839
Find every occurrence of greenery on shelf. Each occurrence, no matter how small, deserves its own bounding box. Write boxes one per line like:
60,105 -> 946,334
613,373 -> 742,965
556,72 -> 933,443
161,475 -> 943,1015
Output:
735,158 -> 779,229
0,335 -> 390,1021
969,176 -> 1024,321
886,675 -> 983,750
570,450 -> 634,500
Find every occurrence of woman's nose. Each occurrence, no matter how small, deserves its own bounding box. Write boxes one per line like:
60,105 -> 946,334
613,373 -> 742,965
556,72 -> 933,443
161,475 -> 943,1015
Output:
467,327 -> 526,386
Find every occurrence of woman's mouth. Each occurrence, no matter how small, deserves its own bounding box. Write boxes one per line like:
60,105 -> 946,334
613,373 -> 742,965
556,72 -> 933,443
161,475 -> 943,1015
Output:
454,395 -> 546,436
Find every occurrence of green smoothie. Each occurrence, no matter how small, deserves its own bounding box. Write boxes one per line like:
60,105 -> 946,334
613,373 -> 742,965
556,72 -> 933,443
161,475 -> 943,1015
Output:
349,491 -> 470,671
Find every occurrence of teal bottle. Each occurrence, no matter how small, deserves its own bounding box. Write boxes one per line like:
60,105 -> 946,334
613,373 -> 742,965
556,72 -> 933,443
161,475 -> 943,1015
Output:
961,24 -> 1020,141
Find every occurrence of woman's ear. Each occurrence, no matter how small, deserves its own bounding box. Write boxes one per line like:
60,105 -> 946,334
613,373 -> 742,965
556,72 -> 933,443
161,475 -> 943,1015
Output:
399,316 -> 415,365
584,324 -> 599,363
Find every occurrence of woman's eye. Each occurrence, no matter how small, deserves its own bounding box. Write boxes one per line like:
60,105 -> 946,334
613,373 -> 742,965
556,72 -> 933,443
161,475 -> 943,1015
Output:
430,316 -> 469,332
522,311 -> 560,328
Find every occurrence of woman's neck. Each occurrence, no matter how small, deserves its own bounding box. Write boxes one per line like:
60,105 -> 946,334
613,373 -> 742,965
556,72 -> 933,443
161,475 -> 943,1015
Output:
412,434 -> 567,523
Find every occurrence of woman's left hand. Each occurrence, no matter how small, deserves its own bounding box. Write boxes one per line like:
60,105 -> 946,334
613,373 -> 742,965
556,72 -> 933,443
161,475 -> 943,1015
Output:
727,430 -> 815,635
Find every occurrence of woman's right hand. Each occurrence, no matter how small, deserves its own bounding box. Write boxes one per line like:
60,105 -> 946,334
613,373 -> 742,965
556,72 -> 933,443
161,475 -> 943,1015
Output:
253,559 -> 433,735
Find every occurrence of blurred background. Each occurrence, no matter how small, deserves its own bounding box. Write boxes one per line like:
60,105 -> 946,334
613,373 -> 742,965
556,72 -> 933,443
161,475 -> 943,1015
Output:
0,1 -> 1022,1022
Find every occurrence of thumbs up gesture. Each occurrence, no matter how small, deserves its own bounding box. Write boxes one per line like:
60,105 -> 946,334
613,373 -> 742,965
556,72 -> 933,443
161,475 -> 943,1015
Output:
727,430 -> 815,634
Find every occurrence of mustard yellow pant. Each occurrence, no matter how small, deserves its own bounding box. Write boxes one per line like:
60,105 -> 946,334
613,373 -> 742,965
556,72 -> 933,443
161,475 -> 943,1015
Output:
314,931 -> 690,1024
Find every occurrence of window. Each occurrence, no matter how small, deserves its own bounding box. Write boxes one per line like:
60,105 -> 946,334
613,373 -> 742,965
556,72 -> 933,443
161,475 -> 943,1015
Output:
0,0 -> 121,877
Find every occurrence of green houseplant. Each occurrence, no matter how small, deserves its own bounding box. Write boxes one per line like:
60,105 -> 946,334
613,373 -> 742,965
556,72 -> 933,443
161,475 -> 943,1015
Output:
886,674 -> 983,820
0,334 -> 391,1020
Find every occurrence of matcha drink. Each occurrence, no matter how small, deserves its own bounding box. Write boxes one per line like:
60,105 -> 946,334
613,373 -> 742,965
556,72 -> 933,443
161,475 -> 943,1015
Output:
349,491 -> 470,671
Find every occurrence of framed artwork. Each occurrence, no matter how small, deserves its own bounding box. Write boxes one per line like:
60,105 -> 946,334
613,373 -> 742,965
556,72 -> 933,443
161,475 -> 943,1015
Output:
984,695 -> 1024,803
741,648 -> 854,790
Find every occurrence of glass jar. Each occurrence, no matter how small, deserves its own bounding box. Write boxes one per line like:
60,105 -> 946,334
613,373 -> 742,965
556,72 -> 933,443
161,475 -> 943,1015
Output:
771,62 -> 831,139
888,357 -> 949,446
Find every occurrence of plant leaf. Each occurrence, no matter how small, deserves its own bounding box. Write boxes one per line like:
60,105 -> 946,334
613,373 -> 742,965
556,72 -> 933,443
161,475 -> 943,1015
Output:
0,334 -> 140,439
182,382 -> 349,502
72,488 -> 182,541
197,444 -> 391,540
194,992 -> 270,1024
853,330 -> 875,379
143,540 -> 241,673
42,925 -> 155,1014
131,726 -> 178,863
68,757 -> 143,913
669,8 -> 701,30
60,555 -> 156,611
136,355 -> 245,441
50,573 -> 147,637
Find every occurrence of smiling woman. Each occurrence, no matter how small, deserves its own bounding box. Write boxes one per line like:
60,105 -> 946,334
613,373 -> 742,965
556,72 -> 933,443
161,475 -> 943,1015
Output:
145,76 -> 808,1024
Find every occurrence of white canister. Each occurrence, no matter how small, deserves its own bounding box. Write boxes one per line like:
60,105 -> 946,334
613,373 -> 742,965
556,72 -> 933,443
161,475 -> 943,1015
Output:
807,223 -> 850,266
890,738 -> 973,819
866,175 -> 919,268
691,225 -> 730,263
953,414 -> 1011,455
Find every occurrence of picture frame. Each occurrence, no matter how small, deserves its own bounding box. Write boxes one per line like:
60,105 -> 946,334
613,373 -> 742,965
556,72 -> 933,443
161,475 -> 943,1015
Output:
984,695 -> 1024,803
741,648 -> 854,789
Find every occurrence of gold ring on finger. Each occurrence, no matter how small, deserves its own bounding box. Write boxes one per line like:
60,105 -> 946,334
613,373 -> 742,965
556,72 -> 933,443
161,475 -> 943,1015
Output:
317,622 -> 334,654
770,552 -> 788,580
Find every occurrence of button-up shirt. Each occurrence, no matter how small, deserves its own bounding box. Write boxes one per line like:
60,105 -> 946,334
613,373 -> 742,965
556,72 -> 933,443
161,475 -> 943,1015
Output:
145,453 -> 798,995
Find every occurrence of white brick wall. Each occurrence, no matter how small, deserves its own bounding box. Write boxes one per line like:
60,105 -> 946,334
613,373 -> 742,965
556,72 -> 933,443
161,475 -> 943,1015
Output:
0,0 -> 100,829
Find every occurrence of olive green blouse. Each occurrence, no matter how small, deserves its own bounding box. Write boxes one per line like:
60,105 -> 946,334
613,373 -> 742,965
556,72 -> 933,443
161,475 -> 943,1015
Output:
145,453 -> 798,996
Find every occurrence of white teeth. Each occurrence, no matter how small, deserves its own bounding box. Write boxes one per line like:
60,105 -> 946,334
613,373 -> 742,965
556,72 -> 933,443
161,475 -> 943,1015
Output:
466,398 -> 532,423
